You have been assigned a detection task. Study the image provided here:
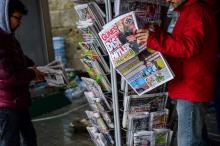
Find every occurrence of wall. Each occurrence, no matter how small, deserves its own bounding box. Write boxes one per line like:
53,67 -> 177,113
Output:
48,0 -> 84,70
16,0 -> 53,66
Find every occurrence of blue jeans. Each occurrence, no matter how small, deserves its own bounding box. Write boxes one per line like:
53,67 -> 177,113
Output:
0,108 -> 37,146
176,99 -> 209,146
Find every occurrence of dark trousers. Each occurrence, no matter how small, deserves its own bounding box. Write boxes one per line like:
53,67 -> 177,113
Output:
0,108 -> 37,146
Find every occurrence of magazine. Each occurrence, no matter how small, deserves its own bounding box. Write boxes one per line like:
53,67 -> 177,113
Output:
154,129 -> 170,146
81,77 -> 112,110
149,109 -> 169,130
86,127 -> 101,146
130,92 -> 168,113
99,11 -> 174,95
81,58 -> 111,91
95,98 -> 114,129
79,41 -> 110,73
133,131 -> 155,146
128,112 -> 150,131
127,112 -> 150,146
84,91 -> 114,129
84,91 -> 99,111
85,111 -> 108,133
86,126 -> 114,146
35,60 -> 69,87
74,2 -> 105,29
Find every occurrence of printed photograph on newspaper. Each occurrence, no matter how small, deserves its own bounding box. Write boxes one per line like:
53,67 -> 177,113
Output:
99,11 -> 146,68
117,51 -> 174,96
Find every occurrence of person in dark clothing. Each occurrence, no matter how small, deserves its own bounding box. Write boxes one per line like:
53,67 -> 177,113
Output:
0,0 -> 44,146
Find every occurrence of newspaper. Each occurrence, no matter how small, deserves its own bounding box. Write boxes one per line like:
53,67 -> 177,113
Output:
74,2 -> 105,29
127,112 -> 150,146
130,92 -> 167,113
86,127 -> 114,146
81,77 -> 112,110
75,2 -> 108,55
84,91 -> 114,129
122,92 -> 168,128
99,11 -> 146,68
131,129 -> 171,146
85,111 -> 108,133
133,131 -> 155,146
99,11 -> 174,95
35,60 -> 69,87
79,41 -> 110,73
154,129 -> 170,146
149,109 -> 169,130
84,91 -> 99,111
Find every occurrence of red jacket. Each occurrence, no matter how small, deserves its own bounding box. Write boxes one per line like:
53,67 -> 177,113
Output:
147,0 -> 218,102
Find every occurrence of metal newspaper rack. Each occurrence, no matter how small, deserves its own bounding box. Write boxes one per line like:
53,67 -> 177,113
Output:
74,0 -> 171,145
105,0 -> 122,145
105,0 -> 170,146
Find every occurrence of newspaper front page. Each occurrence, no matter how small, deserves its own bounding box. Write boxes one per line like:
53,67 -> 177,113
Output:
99,11 -> 174,95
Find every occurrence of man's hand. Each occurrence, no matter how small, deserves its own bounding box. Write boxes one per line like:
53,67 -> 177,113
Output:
32,66 -> 45,81
135,29 -> 150,45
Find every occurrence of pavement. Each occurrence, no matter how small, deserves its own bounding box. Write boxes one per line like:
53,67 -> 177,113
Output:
32,96 -> 220,146
32,97 -> 94,146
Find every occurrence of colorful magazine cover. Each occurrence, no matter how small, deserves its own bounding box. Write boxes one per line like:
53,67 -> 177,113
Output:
81,58 -> 111,92
149,109 -> 169,130
154,129 -> 170,146
79,41 -> 110,73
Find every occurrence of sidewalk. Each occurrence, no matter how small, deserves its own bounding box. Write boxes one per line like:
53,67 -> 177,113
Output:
32,97 -> 93,146
32,96 -> 220,146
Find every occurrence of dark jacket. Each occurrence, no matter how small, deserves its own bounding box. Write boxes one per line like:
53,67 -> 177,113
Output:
0,28 -> 35,108
147,0 -> 218,102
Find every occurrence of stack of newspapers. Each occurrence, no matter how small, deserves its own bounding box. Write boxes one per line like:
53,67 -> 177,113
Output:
82,77 -> 114,146
99,11 -> 174,96
124,93 -> 172,146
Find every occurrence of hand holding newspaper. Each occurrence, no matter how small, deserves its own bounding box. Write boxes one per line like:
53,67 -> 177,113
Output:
35,60 -> 69,87
99,11 -> 174,95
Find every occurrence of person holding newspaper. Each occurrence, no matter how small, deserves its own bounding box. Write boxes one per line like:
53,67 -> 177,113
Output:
136,0 -> 218,146
0,0 -> 44,146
